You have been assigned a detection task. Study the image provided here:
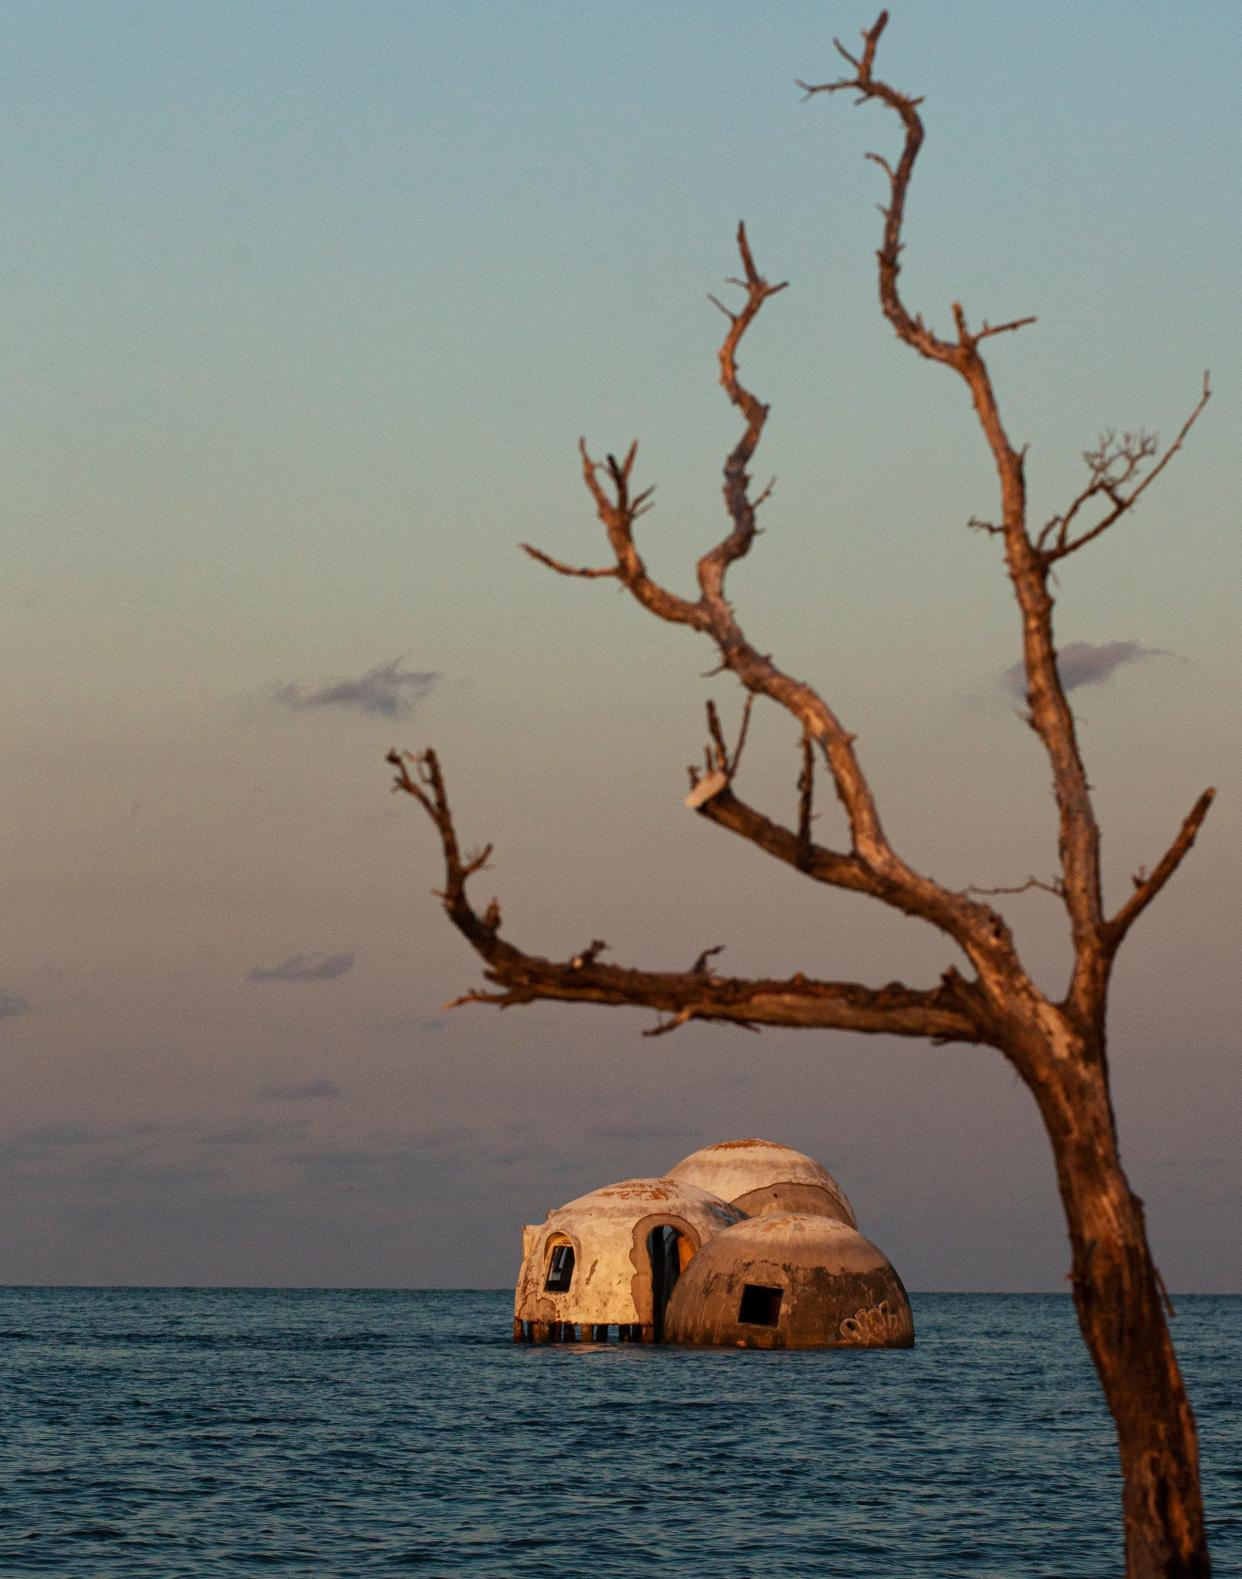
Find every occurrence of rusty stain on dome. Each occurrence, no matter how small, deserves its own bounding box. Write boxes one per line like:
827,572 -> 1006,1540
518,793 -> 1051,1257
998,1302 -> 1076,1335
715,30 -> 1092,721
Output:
599,1182 -> 674,1201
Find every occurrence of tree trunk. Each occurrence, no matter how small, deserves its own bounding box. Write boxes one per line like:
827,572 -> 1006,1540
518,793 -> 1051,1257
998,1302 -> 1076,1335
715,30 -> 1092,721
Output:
1036,1047 -> 1209,1576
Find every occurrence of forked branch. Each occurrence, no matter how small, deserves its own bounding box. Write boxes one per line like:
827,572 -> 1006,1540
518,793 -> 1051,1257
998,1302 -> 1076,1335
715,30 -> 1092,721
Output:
803,16 -> 1118,976
520,223 -> 1027,978
388,747 -> 986,1045
799,14 -> 1035,371
692,693 -> 755,787
1038,375 -> 1212,563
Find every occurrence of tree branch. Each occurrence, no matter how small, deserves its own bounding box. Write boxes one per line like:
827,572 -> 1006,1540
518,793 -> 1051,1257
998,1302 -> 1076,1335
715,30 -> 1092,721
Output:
1041,376 -> 1212,564
696,693 -> 757,782
696,221 -> 788,607
568,438 -> 709,633
804,14 -> 1109,998
1036,433 -> 1156,554
693,783 -> 873,897
519,544 -> 620,580
975,314 -> 1038,343
1103,788 -> 1215,953
388,747 -> 986,1045
501,36 -> 1096,1016
799,12 -> 965,370
683,779 -> 1024,989
797,733 -> 815,865
524,225 -> 909,883
512,201 -> 1034,997
965,875 -> 1065,899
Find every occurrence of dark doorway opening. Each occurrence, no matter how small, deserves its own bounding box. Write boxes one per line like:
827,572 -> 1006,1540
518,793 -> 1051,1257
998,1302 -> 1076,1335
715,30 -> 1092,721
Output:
646,1225 -> 685,1342
738,1283 -> 783,1327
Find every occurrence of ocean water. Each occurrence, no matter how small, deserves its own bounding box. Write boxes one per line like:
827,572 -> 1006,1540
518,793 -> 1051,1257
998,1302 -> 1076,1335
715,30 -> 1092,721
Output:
0,1290 -> 1238,1578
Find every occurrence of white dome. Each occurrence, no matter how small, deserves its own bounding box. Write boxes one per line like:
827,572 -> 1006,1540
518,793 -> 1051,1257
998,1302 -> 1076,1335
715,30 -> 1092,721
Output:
666,1138 -> 856,1226
514,1177 -> 744,1328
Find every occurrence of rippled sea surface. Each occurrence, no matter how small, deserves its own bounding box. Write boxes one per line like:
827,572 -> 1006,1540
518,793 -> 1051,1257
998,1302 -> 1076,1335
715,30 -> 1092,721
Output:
0,1289 -> 1238,1577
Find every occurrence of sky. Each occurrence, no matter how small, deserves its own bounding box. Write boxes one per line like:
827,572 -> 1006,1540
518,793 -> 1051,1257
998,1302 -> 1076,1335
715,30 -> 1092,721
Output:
1,0 -> 1239,1291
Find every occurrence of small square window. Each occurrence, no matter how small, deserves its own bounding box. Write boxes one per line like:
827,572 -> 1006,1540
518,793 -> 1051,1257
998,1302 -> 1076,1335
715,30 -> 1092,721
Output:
545,1244 -> 575,1292
738,1283 -> 782,1326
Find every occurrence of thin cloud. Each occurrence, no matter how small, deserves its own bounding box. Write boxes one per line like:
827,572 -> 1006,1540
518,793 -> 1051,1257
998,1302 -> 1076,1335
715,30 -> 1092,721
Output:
377,1013 -> 449,1038
587,1121 -> 699,1142
5,1123 -> 102,1153
0,990 -> 29,1020
0,1120 -> 187,1167
279,1128 -> 477,1191
275,658 -> 439,718
1003,640 -> 1167,698
199,1119 -> 310,1148
247,952 -> 355,984
257,1079 -> 344,1102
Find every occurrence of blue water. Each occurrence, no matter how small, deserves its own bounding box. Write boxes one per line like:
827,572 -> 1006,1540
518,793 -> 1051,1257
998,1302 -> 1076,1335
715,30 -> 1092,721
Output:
0,1290 -> 1238,1577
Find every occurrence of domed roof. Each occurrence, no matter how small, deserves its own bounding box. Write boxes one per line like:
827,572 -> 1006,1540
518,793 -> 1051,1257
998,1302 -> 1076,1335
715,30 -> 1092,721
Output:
666,1138 -> 856,1226
514,1177 -> 745,1329
663,1212 -> 913,1349
553,1176 -> 744,1232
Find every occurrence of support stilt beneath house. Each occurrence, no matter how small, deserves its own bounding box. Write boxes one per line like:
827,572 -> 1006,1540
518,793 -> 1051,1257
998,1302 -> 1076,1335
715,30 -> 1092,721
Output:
514,1318 -> 669,1343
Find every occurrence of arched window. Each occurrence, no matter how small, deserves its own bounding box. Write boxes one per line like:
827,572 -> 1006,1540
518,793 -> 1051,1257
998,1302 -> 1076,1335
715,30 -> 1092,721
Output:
544,1242 -> 575,1292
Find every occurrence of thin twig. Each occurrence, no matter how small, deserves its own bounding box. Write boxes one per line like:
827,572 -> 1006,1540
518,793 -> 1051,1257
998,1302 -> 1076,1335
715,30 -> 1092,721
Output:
643,1007 -> 695,1038
706,699 -> 729,771
797,734 -> 815,862
1105,788 -> 1215,949
1044,375 -> 1211,563
976,314 -> 1038,342
731,692 -> 757,777
521,543 -> 620,579
965,875 -> 1064,899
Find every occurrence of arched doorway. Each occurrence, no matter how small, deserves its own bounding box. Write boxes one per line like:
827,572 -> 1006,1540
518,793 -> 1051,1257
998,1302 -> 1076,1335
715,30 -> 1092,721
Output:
646,1224 -> 693,1342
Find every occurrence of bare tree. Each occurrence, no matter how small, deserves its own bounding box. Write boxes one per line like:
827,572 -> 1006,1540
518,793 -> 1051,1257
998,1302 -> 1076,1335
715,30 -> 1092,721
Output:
390,14 -> 1213,1576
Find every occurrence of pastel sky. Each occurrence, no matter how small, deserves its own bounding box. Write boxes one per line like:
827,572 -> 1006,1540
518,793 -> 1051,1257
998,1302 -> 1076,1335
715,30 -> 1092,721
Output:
2,1 -> 1239,1290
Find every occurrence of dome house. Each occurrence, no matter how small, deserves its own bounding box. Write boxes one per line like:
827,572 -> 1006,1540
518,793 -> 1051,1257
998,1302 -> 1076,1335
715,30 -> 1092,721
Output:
513,1140 -> 912,1349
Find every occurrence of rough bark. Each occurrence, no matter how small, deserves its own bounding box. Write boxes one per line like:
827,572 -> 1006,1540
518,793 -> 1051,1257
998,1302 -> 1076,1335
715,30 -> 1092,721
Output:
1021,1029 -> 1209,1576
393,12 -> 1214,1574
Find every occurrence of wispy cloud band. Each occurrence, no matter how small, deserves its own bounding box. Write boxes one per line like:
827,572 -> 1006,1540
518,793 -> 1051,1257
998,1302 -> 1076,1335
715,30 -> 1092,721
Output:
1003,639 -> 1167,698
0,990 -> 30,1020
247,953 -> 355,984
257,1079 -> 344,1102
275,658 -> 439,718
